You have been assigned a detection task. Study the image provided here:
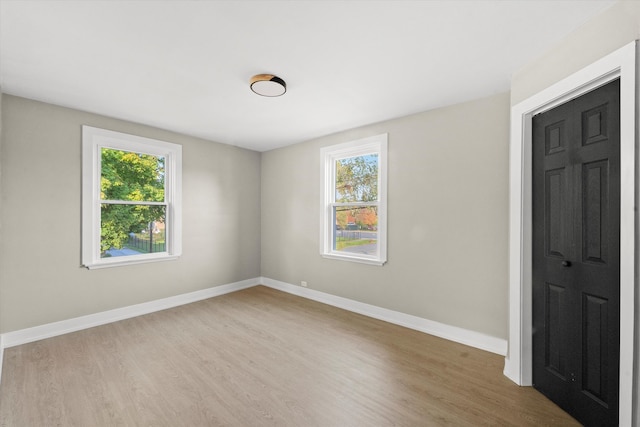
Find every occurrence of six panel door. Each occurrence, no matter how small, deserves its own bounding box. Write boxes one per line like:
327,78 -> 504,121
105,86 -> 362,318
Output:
532,79 -> 620,426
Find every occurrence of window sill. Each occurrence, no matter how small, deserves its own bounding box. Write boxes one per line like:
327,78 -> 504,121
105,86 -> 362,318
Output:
321,253 -> 386,266
83,255 -> 180,270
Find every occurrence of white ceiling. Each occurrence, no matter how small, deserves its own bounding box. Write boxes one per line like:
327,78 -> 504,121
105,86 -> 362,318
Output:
0,0 -> 617,152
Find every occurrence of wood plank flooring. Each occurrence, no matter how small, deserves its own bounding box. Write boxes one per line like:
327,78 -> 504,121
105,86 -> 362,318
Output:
0,286 -> 578,426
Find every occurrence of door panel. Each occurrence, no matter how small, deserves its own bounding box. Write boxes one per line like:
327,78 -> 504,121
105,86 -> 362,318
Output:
582,104 -> 609,146
532,79 -> 620,426
545,282 -> 567,379
582,293 -> 609,405
545,168 -> 567,258
582,160 -> 608,264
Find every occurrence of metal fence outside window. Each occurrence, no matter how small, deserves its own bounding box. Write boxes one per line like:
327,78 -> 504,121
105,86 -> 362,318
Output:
127,234 -> 165,253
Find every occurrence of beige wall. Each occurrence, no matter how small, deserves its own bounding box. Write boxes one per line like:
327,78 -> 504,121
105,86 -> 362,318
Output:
511,0 -> 640,105
0,95 -> 261,332
261,92 -> 511,340
0,91 -> 510,342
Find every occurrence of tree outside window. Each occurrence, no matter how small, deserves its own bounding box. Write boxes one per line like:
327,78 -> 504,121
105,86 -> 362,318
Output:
334,154 -> 379,253
100,148 -> 166,257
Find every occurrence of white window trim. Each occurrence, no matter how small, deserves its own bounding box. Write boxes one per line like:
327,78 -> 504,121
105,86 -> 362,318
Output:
320,133 -> 388,266
82,126 -> 182,269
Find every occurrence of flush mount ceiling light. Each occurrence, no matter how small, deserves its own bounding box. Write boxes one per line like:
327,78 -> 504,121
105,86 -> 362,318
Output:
250,74 -> 286,97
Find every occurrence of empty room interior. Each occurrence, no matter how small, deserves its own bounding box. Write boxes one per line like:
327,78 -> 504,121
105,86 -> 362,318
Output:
1,0 -> 640,425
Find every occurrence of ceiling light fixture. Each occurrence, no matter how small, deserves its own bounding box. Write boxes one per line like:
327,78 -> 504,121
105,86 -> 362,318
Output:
250,74 -> 286,97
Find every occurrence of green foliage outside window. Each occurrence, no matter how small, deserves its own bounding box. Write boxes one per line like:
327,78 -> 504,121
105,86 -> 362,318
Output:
335,154 -> 378,203
100,148 -> 165,254
335,154 -> 379,231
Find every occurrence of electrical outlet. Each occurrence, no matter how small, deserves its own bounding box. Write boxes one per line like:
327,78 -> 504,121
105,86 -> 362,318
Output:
300,281 -> 308,287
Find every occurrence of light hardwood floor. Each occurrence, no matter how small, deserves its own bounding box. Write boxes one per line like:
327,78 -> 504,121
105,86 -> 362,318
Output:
0,285 -> 578,426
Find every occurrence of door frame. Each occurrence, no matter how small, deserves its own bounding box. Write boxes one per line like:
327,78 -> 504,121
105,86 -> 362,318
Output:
505,41 -> 637,425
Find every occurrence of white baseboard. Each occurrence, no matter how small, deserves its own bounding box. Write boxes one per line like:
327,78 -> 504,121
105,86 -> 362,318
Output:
0,275 -> 507,388
260,277 -> 508,356
503,357 -> 522,385
1,277 -> 260,349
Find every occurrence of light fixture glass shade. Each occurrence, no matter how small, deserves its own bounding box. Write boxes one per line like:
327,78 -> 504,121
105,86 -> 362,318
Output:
250,74 -> 286,97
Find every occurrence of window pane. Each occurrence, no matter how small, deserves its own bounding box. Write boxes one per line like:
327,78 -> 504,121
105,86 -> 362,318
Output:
333,205 -> 378,255
335,154 -> 378,202
100,204 -> 166,258
101,148 -> 165,202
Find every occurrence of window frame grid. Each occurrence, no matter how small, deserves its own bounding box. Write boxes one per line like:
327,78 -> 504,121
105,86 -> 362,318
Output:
82,126 -> 182,269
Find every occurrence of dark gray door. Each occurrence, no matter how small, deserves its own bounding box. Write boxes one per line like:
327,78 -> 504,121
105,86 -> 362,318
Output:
532,79 -> 620,426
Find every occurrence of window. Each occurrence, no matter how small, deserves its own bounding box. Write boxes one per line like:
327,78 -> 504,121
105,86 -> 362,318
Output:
82,126 -> 182,269
321,133 -> 387,265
